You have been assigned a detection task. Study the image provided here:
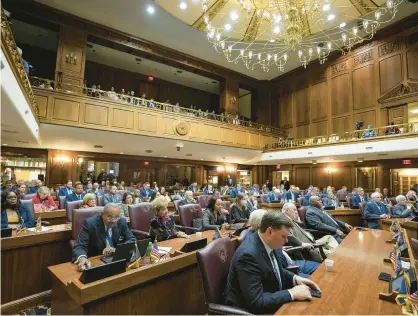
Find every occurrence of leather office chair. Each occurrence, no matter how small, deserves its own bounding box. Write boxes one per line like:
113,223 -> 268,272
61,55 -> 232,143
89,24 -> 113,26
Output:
336,192 -> 347,202
297,206 -> 328,239
347,196 -> 355,209
198,195 -> 212,210
22,193 -> 36,200
221,200 -> 232,222
116,190 -> 127,199
260,194 -> 269,203
298,206 -> 307,222
21,199 -> 51,226
66,200 -> 83,222
359,201 -> 369,227
178,204 -> 204,234
390,197 -> 397,206
174,199 -> 182,213
70,207 -> 104,247
97,195 -> 105,207
196,237 -> 250,315
128,202 -> 154,240
297,196 -> 304,206
58,196 -> 66,209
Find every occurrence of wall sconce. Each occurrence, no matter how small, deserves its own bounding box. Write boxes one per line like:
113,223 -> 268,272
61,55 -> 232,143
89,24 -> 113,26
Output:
325,166 -> 336,175
65,52 -> 77,65
217,166 -> 225,172
77,157 -> 84,165
56,156 -> 70,168
226,166 -> 235,173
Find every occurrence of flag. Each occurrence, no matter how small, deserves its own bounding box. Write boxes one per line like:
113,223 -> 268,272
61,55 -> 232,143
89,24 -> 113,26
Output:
397,232 -> 404,248
128,242 -> 143,269
390,220 -> 399,233
213,226 -> 222,240
395,252 -> 402,276
390,246 -> 397,267
150,241 -> 160,262
395,275 -> 408,306
406,291 -> 418,312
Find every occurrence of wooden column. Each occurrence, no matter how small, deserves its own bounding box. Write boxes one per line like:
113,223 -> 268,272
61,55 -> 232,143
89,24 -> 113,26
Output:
46,149 -> 78,187
55,25 -> 87,89
220,77 -> 239,114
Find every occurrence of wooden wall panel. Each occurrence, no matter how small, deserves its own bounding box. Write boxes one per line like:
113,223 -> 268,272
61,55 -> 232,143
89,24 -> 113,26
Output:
138,113 -> 157,133
331,73 -> 350,115
294,87 -> 309,124
332,166 -> 352,190
235,130 -> 247,146
52,99 -> 80,122
388,106 -> 407,124
406,48 -> 418,80
379,54 -> 402,95
34,95 -> 48,118
221,128 -> 235,144
279,93 -> 292,128
112,109 -> 134,130
295,167 -> 311,189
332,116 -> 351,137
84,104 -> 108,126
352,65 -> 375,110
310,81 -> 327,121
354,110 -> 376,128
312,167 -> 329,189
296,124 -> 310,139
310,120 -> 328,137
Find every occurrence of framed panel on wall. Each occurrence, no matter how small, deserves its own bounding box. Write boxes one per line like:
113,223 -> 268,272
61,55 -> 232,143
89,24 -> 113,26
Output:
355,167 -> 376,191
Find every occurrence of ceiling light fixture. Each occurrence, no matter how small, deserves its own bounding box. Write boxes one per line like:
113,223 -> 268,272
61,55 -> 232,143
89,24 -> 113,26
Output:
312,160 -> 317,164
147,5 -> 155,14
2,144 -> 8,146
411,109 -> 418,114
180,2 -> 187,10
357,158 -> 364,162
199,0 -> 403,72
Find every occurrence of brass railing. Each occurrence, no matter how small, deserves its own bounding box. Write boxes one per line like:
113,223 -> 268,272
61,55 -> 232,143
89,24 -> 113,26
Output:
264,122 -> 418,151
1,11 -> 39,120
30,76 -> 284,135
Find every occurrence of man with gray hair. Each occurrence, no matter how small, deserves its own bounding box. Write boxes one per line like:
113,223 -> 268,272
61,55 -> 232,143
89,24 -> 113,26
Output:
282,203 -> 338,261
392,195 -> 417,218
72,203 -> 136,271
364,192 -> 390,229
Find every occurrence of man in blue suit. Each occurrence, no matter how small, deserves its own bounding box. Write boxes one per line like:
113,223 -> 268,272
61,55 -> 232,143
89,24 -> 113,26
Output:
267,188 -> 284,203
72,203 -> 136,271
352,187 -> 369,208
303,187 -> 320,206
364,192 -> 390,229
225,211 -> 320,314
27,179 -> 42,194
285,185 -> 300,202
66,183 -> 85,203
305,196 -> 353,243
230,184 -> 245,198
58,180 -> 74,197
392,195 -> 418,218
225,175 -> 233,187
188,182 -> 199,193
140,182 -> 153,199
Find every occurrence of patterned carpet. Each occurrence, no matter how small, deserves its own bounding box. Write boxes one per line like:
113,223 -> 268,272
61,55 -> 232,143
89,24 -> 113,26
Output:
18,303 -> 51,315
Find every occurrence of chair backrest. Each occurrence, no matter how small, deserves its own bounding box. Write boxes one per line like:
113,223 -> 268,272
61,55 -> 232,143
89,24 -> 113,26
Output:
59,196 -> 66,209
126,186 -> 136,192
347,196 -> 354,209
336,192 -> 347,202
20,199 -> 34,216
198,195 -> 212,209
71,207 -> 104,241
116,190 -> 127,199
297,196 -> 304,206
22,193 -> 36,200
128,202 -> 154,232
174,199 -> 182,213
390,197 -> 397,206
179,204 -> 203,228
196,237 -> 236,304
298,206 -> 307,222
97,195 -> 105,207
66,200 -> 83,222
359,202 -> 368,227
260,194 -> 269,203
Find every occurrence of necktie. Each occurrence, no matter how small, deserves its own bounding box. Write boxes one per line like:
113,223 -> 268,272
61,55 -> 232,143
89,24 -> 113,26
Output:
269,250 -> 282,290
106,227 -> 113,248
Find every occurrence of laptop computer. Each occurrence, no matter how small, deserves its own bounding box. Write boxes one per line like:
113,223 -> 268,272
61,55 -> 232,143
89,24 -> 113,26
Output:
180,238 -> 207,253
101,241 -> 136,264
324,206 -> 336,210
1,228 -> 12,238
79,259 -> 126,284
270,200 -> 281,203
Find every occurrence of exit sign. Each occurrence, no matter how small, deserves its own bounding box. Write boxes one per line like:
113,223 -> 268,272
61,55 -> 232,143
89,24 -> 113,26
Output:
403,160 -> 411,165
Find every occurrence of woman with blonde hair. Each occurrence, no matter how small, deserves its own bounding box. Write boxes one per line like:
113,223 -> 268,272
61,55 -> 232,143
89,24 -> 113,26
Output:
81,193 -> 97,208
32,186 -> 58,211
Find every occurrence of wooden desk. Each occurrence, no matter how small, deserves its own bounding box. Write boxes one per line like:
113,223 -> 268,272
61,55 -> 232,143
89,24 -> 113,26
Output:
34,209 -> 67,225
49,230 -> 237,315
261,202 -> 284,210
328,208 -> 362,227
380,218 -> 418,239
1,224 -> 72,312
276,229 -> 401,315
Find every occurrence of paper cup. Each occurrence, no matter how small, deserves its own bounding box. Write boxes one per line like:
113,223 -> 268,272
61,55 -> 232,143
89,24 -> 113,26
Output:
325,259 -> 334,272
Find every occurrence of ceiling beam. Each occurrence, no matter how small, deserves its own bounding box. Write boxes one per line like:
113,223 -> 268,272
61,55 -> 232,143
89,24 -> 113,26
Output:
192,0 -> 230,31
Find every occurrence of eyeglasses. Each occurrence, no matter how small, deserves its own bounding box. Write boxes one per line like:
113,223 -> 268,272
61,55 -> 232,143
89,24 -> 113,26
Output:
106,216 -> 120,222
6,196 -> 17,200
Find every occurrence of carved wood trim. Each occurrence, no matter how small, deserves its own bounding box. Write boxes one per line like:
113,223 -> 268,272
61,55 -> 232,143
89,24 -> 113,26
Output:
378,40 -> 403,57
353,50 -> 373,67
331,61 -> 349,77
378,81 -> 418,104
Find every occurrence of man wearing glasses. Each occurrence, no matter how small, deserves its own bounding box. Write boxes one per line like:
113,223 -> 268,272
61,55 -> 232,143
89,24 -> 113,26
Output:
364,192 -> 390,229
72,203 -> 136,271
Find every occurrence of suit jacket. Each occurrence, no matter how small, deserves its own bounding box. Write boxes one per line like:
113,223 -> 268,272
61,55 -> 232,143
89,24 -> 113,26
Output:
364,201 -> 388,222
226,179 -> 233,187
28,186 -> 39,194
230,187 -> 245,198
392,204 -> 417,218
305,205 -> 347,234
231,205 -> 249,222
246,200 -> 258,213
72,214 -> 135,261
303,194 -> 312,206
202,209 -> 228,230
267,192 -> 283,203
188,186 -> 198,193
103,193 -> 122,204
352,195 -> 369,208
87,188 -> 104,196
285,191 -> 300,202
58,187 -> 74,197
1,204 -> 35,229
225,231 -> 295,314
140,188 -> 153,198
66,193 -> 85,203
288,220 -> 315,246
280,180 -> 290,190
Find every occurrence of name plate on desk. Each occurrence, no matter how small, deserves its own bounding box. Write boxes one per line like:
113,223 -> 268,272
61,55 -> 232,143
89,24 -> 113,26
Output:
79,259 -> 126,284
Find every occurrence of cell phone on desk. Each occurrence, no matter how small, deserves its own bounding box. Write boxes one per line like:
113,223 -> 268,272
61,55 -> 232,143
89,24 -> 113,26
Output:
310,290 -> 322,298
378,272 -> 391,282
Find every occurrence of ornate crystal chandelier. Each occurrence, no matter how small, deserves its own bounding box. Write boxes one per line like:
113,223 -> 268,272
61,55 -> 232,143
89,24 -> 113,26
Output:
201,0 -> 404,71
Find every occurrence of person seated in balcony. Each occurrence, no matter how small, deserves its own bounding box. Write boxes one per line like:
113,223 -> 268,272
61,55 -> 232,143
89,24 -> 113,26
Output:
32,186 -> 58,211
202,197 -> 230,230
140,93 -> 147,106
107,87 -> 118,100
39,79 -> 53,90
364,192 -> 390,229
352,187 -> 369,208
103,186 -> 122,204
231,193 -> 250,223
204,184 -> 214,195
174,102 -> 181,113
406,190 -> 417,203
362,125 -> 377,138
66,183 -> 86,203
58,180 -> 74,197
148,98 -> 156,108
150,196 -> 190,242
385,122 -> 400,135
81,193 -> 97,208
392,195 -> 417,218
179,191 -> 196,207
1,191 -> 35,229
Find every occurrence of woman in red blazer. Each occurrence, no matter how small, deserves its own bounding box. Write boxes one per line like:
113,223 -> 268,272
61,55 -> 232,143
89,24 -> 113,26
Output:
32,186 -> 58,211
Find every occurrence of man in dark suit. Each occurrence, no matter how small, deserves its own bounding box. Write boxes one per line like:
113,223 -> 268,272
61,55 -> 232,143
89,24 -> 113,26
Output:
188,182 -> 199,193
285,185 -> 300,202
303,187 -> 320,206
265,179 -> 272,192
305,196 -> 353,243
66,183 -> 85,203
27,179 -> 42,194
280,177 -> 290,191
103,185 -> 122,204
225,211 -> 320,314
225,175 -> 233,187
392,195 -> 418,218
58,180 -> 74,197
352,187 -> 369,208
72,203 -> 136,271
364,192 -> 390,229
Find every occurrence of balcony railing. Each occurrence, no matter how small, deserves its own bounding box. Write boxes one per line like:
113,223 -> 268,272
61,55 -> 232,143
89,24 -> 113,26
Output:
1,11 -> 39,121
29,76 -> 283,135
264,122 -> 418,151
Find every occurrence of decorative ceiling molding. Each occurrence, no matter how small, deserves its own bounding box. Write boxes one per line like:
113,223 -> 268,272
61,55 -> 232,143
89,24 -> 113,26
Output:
378,81 -> 418,104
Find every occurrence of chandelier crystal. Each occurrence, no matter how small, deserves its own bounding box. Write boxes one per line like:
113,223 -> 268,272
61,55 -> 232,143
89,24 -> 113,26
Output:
201,0 -> 404,71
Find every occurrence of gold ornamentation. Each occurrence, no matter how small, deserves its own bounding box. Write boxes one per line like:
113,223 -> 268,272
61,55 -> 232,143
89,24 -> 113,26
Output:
1,11 -> 39,119
353,50 -> 373,67
175,121 -> 190,136
378,81 -> 418,103
331,62 -> 348,76
65,53 -> 78,65
379,40 -> 402,57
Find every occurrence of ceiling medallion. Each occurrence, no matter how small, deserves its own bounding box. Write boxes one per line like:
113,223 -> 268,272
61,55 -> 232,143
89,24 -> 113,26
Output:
201,0 -> 404,72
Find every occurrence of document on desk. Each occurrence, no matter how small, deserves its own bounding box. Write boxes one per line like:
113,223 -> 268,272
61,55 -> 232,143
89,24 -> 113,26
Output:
401,261 -> 410,270
27,226 -> 54,232
158,247 -> 172,255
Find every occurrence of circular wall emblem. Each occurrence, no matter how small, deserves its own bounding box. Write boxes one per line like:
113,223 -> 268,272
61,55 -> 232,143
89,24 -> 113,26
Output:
175,121 -> 189,136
